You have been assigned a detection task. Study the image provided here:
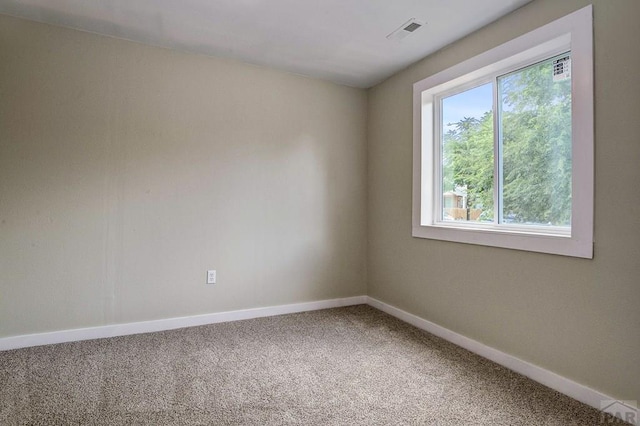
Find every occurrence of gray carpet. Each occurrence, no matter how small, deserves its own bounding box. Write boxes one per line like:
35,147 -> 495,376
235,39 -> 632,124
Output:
0,305 -> 620,425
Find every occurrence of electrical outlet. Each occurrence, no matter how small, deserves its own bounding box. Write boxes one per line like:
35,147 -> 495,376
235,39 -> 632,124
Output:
207,270 -> 216,284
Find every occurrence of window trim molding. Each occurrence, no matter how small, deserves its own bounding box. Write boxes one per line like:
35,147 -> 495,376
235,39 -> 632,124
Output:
412,5 -> 594,258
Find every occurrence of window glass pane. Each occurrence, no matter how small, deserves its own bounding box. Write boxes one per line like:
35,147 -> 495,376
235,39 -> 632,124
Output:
498,53 -> 572,226
441,83 -> 494,222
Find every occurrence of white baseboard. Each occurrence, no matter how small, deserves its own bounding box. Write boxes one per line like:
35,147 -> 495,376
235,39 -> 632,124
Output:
0,295 -> 367,351
366,296 -> 619,417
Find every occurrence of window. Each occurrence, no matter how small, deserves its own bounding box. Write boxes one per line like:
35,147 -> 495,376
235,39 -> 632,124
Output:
412,6 -> 593,258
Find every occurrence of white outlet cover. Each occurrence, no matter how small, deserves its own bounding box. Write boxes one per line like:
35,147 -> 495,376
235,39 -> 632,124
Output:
207,270 -> 216,284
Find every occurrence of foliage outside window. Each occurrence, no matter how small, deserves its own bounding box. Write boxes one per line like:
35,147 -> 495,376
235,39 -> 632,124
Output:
412,6 -> 593,258
440,53 -> 571,227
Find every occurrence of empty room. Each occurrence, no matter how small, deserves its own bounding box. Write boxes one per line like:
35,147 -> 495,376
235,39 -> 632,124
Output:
1,0 -> 638,424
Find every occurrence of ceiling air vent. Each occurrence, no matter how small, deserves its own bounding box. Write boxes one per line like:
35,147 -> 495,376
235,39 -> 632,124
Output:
386,18 -> 426,41
403,22 -> 422,32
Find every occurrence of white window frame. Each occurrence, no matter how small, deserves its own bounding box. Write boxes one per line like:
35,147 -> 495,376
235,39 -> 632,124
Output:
412,5 -> 593,258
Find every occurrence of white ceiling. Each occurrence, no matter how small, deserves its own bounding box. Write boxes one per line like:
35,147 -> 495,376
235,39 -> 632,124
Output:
0,0 -> 532,88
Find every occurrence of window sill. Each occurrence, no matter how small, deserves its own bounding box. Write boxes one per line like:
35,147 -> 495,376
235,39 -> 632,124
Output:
412,223 -> 592,258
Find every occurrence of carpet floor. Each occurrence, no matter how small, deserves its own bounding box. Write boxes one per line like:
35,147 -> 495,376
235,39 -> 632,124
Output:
0,305 -> 618,425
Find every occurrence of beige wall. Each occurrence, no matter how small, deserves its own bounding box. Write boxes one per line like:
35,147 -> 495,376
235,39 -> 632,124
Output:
0,15 -> 368,337
368,0 -> 640,401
